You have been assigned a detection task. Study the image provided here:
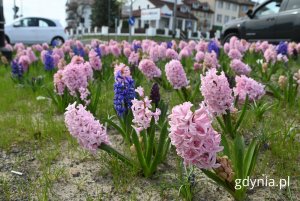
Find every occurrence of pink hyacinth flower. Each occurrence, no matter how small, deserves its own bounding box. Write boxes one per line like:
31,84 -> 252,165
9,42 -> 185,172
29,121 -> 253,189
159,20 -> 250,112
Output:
228,49 -> 243,60
138,59 -> 162,80
230,59 -> 251,75
131,87 -> 161,132
165,60 -> 189,89
233,75 -> 265,102
128,52 -> 140,66
169,102 -> 223,169
200,68 -> 234,115
89,49 -> 102,71
65,103 -> 110,153
114,63 -> 131,78
53,69 -> 65,95
166,49 -> 179,60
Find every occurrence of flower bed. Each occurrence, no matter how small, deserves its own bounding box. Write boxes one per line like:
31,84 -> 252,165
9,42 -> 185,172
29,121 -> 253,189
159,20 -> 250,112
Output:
0,38 -> 299,200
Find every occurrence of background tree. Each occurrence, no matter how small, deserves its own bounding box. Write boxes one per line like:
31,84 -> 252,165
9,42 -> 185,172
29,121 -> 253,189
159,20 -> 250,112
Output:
66,2 -> 79,29
91,0 -> 120,28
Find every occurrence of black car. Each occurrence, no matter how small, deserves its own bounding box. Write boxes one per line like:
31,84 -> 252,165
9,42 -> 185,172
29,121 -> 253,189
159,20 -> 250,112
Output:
221,0 -> 300,44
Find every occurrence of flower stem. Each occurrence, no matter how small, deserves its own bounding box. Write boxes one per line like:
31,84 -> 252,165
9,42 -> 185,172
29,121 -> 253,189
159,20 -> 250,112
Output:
132,130 -> 150,177
99,143 -> 133,167
223,111 -> 235,139
146,118 -> 156,164
149,122 -> 169,174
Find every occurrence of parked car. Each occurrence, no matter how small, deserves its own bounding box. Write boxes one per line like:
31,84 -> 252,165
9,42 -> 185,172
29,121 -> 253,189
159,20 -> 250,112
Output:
5,17 -> 68,45
221,0 -> 300,44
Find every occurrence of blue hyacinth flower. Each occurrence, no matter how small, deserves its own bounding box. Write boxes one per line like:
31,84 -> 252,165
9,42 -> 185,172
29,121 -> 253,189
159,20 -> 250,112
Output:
44,50 -> 55,71
113,71 -> 136,117
11,60 -> 23,78
208,40 -> 220,57
133,44 -> 141,53
277,41 -> 288,56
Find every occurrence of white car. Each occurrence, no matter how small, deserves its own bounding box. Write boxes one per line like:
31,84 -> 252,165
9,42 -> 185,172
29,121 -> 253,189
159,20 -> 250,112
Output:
5,17 -> 68,45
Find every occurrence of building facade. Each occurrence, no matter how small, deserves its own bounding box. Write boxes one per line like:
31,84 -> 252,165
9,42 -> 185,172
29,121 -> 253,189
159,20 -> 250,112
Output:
238,1 -> 254,17
206,0 -> 254,30
66,0 -> 94,29
65,0 -> 255,34
183,0 -> 214,32
125,0 -> 199,32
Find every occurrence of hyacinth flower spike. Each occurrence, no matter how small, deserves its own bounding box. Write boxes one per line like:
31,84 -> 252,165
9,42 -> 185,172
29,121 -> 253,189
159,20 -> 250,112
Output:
11,59 -> 24,80
109,70 -> 136,144
130,86 -> 170,177
67,87 -> 170,177
163,59 -> 199,102
169,102 -> 260,201
202,135 -> 260,201
198,68 -> 263,200
106,85 -> 170,177
64,102 -> 133,167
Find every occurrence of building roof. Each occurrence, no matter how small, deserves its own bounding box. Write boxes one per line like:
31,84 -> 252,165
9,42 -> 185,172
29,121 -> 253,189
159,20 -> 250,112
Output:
182,0 -> 214,13
176,11 -> 198,20
238,0 -> 255,6
149,0 -> 169,8
222,0 -> 255,6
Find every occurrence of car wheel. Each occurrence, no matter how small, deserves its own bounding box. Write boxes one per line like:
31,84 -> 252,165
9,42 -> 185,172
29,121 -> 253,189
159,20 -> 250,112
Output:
222,33 -> 239,44
51,37 -> 64,46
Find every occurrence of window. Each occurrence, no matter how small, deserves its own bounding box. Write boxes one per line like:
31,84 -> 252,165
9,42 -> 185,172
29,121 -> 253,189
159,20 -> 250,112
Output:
13,20 -> 22,27
224,15 -> 229,23
39,20 -> 48,27
217,14 -> 222,23
242,5 -> 248,13
225,2 -> 231,10
255,1 -> 281,18
186,20 -> 192,29
286,0 -> 300,11
218,1 -> 223,9
181,6 -> 188,13
193,2 -> 200,9
38,19 -> 56,27
177,19 -> 183,29
232,4 -> 237,11
26,18 -> 39,27
203,5 -> 209,11
16,18 -> 38,27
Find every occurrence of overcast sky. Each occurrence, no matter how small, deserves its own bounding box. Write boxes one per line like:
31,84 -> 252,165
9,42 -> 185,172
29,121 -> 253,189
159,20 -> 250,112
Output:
3,0 -> 67,27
